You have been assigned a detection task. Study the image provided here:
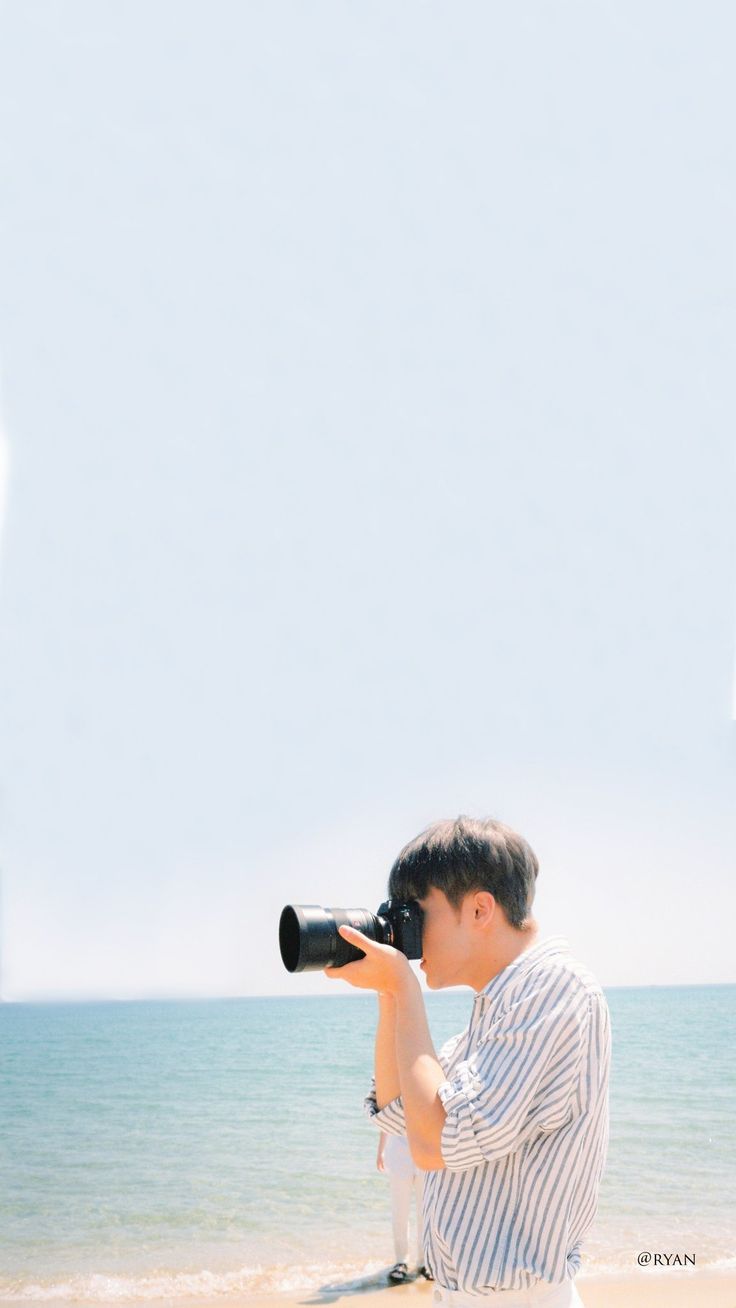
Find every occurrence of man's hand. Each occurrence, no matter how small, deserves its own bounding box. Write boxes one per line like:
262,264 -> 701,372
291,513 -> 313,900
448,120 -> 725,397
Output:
376,1135 -> 386,1172
324,925 -> 414,996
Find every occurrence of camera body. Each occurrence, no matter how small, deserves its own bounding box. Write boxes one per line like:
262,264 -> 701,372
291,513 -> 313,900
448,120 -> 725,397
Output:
376,899 -> 423,959
279,898 -> 423,973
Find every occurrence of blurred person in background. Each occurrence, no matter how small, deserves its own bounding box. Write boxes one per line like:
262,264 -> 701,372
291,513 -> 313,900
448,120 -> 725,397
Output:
376,1130 -> 431,1283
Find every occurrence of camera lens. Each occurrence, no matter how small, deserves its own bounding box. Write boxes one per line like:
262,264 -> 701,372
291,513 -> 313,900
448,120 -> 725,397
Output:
279,904 -> 385,972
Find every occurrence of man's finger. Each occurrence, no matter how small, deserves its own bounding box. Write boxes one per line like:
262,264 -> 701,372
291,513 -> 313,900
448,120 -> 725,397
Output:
325,955 -> 374,984
325,959 -> 360,979
338,924 -> 376,948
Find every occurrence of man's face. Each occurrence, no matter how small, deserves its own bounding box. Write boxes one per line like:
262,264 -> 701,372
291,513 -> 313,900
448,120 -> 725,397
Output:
417,885 -> 475,990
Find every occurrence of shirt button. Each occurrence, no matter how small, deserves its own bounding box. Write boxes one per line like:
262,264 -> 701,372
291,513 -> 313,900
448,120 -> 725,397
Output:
433,1292 -> 441,1303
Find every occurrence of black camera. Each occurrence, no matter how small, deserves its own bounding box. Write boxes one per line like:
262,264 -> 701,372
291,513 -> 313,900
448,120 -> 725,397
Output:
279,899 -> 423,973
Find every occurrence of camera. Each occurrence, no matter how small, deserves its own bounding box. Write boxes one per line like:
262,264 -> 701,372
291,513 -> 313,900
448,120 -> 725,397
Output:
279,899 -> 423,973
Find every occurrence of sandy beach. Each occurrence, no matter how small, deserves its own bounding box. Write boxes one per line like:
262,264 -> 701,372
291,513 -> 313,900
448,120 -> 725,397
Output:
575,1272 -> 736,1306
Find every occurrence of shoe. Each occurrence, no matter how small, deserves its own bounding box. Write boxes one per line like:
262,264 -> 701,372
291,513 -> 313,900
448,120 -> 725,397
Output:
417,1265 -> 434,1281
388,1263 -> 409,1283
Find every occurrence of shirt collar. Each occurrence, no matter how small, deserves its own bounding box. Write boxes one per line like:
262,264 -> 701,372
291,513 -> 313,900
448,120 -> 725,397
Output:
472,935 -> 571,1010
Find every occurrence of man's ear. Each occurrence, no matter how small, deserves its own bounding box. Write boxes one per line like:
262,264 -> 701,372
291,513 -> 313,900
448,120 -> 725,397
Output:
472,891 -> 496,927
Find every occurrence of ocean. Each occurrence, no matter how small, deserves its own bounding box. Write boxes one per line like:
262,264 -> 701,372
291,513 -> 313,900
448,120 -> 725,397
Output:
1,985 -> 734,1301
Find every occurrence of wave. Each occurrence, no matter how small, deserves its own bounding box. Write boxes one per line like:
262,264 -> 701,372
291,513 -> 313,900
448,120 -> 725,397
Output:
0,1260 -> 389,1303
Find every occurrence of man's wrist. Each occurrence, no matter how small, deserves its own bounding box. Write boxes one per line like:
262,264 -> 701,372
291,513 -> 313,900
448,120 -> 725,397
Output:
390,965 -> 421,1003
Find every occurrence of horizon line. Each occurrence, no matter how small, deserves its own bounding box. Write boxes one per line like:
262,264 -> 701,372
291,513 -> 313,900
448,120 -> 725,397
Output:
1,979 -> 734,1004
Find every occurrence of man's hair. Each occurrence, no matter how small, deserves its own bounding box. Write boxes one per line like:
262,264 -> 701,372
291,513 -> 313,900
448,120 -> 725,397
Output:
388,815 -> 539,931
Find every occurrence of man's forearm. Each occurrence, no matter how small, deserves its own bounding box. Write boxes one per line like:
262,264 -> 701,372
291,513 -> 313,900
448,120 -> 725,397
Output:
375,992 -> 401,1109
393,972 -> 447,1170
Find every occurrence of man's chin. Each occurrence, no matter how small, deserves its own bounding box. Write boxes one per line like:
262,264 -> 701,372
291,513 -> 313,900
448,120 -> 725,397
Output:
420,960 -> 444,989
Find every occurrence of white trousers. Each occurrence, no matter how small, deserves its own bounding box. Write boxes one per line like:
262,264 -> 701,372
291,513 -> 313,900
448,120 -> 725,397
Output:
389,1170 -> 424,1265
431,1278 -> 585,1307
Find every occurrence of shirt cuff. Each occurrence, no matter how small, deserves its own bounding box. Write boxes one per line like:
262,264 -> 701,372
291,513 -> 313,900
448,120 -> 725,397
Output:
364,1090 -> 406,1136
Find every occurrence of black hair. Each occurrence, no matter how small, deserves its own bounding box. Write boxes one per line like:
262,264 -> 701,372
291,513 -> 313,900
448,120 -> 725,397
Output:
388,815 -> 538,931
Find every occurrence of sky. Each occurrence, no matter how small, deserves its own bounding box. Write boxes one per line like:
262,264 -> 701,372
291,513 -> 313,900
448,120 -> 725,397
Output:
0,1 -> 734,1000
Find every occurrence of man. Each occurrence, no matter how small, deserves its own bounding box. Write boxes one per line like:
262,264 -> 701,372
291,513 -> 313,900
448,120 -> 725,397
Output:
325,816 -> 610,1308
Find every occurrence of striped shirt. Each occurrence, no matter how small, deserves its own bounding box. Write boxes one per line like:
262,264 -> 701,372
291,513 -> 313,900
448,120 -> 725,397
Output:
365,937 -> 611,1292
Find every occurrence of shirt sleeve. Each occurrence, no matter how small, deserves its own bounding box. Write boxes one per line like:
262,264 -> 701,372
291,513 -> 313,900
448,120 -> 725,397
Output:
438,974 -> 590,1171
363,1078 -> 406,1136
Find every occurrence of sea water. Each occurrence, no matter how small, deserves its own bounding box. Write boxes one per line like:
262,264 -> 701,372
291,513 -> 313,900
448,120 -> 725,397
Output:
1,985 -> 734,1300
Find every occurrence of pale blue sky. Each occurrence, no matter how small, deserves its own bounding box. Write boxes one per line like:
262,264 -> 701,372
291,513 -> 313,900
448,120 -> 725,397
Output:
0,2 -> 734,999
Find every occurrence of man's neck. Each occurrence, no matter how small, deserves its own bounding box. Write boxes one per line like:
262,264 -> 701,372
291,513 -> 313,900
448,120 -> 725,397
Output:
470,923 -> 540,994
